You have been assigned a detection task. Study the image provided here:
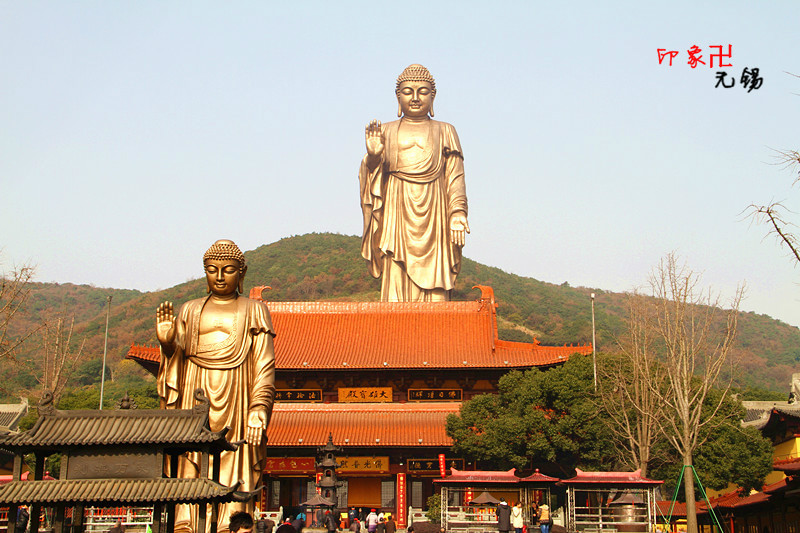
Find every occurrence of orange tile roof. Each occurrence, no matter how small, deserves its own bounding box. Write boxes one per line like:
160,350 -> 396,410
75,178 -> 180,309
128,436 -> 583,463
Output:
707,489 -> 749,509
773,456 -> 800,473
655,501 -> 709,518
706,486 -> 770,509
763,476 -> 794,494
128,286 -> 591,370
656,481 -> 785,519
265,402 -> 460,448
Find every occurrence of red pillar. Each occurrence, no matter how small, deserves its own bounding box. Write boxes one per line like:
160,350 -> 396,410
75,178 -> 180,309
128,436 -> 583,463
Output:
396,473 -> 407,528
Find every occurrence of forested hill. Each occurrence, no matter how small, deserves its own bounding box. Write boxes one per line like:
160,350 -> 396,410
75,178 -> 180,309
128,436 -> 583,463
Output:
3,232 -> 798,398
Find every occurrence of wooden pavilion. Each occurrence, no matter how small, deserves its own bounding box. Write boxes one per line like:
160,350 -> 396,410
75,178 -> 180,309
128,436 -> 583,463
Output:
562,469 -> 661,533
434,468 -> 560,533
0,391 -> 253,533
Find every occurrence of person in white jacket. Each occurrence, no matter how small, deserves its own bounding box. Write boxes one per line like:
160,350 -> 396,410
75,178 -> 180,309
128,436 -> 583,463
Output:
511,502 -> 524,533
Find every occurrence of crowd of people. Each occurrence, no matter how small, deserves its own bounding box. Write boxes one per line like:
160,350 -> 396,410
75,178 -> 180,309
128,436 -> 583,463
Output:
249,502 -> 551,533
80,501 -> 550,533
260,507 -> 399,533
495,498 -> 551,533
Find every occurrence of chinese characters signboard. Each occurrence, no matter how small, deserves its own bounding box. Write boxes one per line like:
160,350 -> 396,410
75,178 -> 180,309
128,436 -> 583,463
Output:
69,451 -> 160,479
408,389 -> 462,402
397,473 -> 407,527
338,387 -> 392,403
264,457 -> 316,474
275,389 -> 322,402
338,456 -> 390,473
657,44 -> 733,68
407,458 -> 464,473
656,44 -> 763,91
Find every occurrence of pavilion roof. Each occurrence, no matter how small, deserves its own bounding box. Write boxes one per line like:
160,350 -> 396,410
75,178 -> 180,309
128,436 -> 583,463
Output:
266,402 -> 460,448
657,478 -> 797,518
0,472 -> 55,485
762,476 -> 795,495
707,489 -> 755,509
518,469 -> 560,483
0,402 -> 233,451
0,478 -> 247,505
655,501 -> 708,518
706,479 -> 791,510
0,400 -> 28,431
741,403 -> 800,431
773,456 -> 800,473
562,468 -> 662,486
435,468 -> 520,484
720,489 -> 770,508
127,286 -> 591,372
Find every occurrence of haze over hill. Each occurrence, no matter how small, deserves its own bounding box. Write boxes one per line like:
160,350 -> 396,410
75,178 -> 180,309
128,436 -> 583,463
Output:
2,233 -> 798,399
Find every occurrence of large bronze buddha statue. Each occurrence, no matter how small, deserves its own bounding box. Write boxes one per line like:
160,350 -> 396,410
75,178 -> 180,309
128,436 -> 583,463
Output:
359,64 -> 470,302
156,239 -> 276,533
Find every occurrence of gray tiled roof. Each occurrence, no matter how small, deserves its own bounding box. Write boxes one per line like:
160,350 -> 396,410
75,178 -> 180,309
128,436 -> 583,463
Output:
0,407 -> 234,451
0,401 -> 28,431
741,401 -> 800,429
0,478 -> 247,505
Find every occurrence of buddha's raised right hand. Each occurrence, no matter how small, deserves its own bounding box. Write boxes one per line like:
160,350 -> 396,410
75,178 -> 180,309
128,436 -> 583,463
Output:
365,119 -> 384,161
156,301 -> 177,347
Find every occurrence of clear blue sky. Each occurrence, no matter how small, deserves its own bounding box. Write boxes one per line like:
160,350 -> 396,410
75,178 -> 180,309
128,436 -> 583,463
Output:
2,1 -> 800,326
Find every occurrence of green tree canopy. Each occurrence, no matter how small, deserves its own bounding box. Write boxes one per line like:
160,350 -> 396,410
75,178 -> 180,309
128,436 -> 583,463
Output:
447,355 -> 773,493
446,355 -> 616,475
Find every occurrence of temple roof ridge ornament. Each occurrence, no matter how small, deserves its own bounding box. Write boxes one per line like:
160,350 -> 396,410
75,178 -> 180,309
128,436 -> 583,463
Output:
249,285 -> 272,300
472,285 -> 497,307
37,390 -> 55,417
192,387 -> 211,415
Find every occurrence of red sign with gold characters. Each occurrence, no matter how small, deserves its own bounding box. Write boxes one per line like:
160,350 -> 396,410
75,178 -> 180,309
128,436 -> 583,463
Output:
338,387 -> 392,403
408,458 -> 464,473
275,389 -> 322,402
338,456 -> 389,473
396,473 -> 407,527
264,457 -> 316,474
408,389 -> 462,401
438,454 -> 446,478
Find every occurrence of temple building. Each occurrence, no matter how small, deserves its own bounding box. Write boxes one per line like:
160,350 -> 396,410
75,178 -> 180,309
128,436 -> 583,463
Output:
127,285 -> 591,525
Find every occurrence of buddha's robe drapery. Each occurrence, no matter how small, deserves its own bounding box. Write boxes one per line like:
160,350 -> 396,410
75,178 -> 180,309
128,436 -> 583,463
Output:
158,295 -> 276,533
359,119 -> 467,301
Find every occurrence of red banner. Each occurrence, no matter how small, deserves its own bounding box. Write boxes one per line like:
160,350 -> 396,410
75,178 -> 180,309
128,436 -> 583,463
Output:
264,457 -> 316,474
396,473 -> 407,527
465,489 -> 473,504
438,454 -> 446,478
316,472 -> 322,494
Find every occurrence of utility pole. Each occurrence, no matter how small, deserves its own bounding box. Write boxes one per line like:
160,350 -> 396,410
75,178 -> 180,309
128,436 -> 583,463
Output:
99,294 -> 112,409
591,292 -> 597,393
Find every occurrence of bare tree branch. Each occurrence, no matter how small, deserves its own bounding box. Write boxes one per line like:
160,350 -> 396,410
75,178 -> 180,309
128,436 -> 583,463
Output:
748,202 -> 800,265
647,252 -> 742,533
598,290 -> 664,476
747,147 -> 800,265
0,261 -> 37,361
36,311 -> 86,405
